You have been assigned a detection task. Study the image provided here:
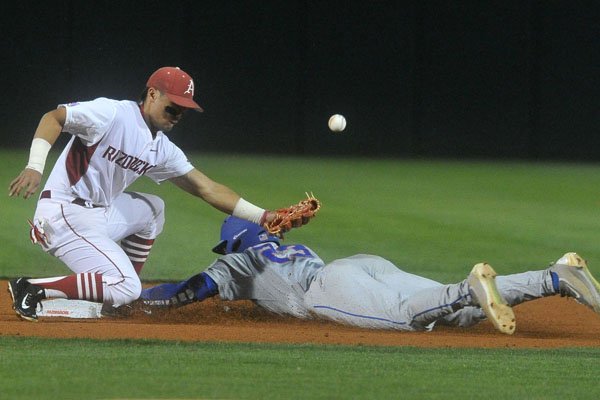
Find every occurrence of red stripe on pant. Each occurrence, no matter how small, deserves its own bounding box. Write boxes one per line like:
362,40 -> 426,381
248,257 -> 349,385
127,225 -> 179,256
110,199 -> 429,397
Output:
78,273 -> 103,301
36,273 -> 103,301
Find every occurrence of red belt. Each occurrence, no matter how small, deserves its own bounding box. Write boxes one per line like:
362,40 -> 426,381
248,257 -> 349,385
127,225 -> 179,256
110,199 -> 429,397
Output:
40,190 -> 103,208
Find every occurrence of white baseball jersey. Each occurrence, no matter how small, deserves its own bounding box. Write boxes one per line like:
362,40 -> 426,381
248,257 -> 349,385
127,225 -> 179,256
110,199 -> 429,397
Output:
43,97 -> 194,206
32,97 -> 193,307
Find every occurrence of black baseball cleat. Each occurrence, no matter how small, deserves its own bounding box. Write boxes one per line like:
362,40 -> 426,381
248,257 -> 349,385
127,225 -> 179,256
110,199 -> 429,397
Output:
7,277 -> 46,322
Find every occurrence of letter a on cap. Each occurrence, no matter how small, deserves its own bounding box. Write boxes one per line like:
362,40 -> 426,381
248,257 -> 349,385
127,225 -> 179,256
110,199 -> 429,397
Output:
146,66 -> 203,111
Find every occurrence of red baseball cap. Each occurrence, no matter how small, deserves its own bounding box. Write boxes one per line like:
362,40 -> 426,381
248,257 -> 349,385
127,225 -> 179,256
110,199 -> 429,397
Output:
146,66 -> 204,112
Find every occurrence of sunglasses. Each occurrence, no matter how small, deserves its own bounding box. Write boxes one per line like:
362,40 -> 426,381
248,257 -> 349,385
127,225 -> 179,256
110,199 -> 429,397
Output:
164,105 -> 183,117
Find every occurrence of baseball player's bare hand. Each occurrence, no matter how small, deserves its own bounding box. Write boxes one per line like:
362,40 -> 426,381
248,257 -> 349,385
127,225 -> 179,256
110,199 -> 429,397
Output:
262,210 -> 277,224
9,168 -> 42,199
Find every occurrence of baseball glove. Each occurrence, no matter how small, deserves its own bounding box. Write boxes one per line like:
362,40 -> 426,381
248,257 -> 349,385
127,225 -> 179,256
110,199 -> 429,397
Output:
264,193 -> 321,237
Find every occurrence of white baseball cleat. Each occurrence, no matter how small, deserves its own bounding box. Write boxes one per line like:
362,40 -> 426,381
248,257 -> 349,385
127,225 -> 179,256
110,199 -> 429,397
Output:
549,252 -> 600,314
468,263 -> 516,335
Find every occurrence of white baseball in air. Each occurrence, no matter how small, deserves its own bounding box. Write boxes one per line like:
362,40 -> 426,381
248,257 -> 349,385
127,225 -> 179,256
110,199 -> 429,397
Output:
328,114 -> 347,132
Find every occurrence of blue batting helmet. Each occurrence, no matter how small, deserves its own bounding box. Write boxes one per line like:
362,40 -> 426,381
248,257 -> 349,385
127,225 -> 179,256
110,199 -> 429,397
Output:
212,216 -> 280,255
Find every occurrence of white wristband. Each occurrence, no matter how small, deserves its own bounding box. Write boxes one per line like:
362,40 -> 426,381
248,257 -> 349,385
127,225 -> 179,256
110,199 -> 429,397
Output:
232,198 -> 266,224
26,138 -> 52,174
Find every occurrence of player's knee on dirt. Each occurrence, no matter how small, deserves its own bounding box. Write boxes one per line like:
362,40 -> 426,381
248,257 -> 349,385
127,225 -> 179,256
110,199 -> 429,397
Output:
102,274 -> 143,306
439,307 -> 487,327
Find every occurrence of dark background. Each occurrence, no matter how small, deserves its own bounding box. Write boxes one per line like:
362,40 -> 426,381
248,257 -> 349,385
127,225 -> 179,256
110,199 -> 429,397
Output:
1,1 -> 598,160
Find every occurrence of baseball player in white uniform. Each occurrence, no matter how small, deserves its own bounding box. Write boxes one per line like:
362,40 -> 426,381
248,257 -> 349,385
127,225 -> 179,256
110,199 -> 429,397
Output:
7,66 -> 296,322
140,216 -> 600,334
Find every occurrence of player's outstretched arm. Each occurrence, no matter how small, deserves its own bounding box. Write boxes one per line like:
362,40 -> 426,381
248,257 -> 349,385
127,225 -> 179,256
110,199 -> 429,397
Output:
169,169 -> 320,236
169,168 -> 274,224
9,108 -> 65,199
170,168 -> 243,213
140,272 -> 218,308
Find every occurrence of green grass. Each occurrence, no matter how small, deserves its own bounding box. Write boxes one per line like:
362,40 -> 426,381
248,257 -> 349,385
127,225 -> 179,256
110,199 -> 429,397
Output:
2,149 -> 600,399
1,337 -> 599,400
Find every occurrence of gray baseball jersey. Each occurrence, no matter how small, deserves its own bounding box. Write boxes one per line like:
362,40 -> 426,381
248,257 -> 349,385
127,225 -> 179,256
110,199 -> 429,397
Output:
204,242 -> 555,331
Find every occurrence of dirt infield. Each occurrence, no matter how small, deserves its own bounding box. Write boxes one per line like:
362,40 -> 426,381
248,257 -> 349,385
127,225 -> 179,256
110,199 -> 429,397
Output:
2,280 -> 599,348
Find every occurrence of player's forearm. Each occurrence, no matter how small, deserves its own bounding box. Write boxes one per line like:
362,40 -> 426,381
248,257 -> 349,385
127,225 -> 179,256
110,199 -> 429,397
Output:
201,183 -> 271,223
172,169 -> 268,223
171,170 -> 234,207
26,110 -> 65,174
201,182 -> 241,214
